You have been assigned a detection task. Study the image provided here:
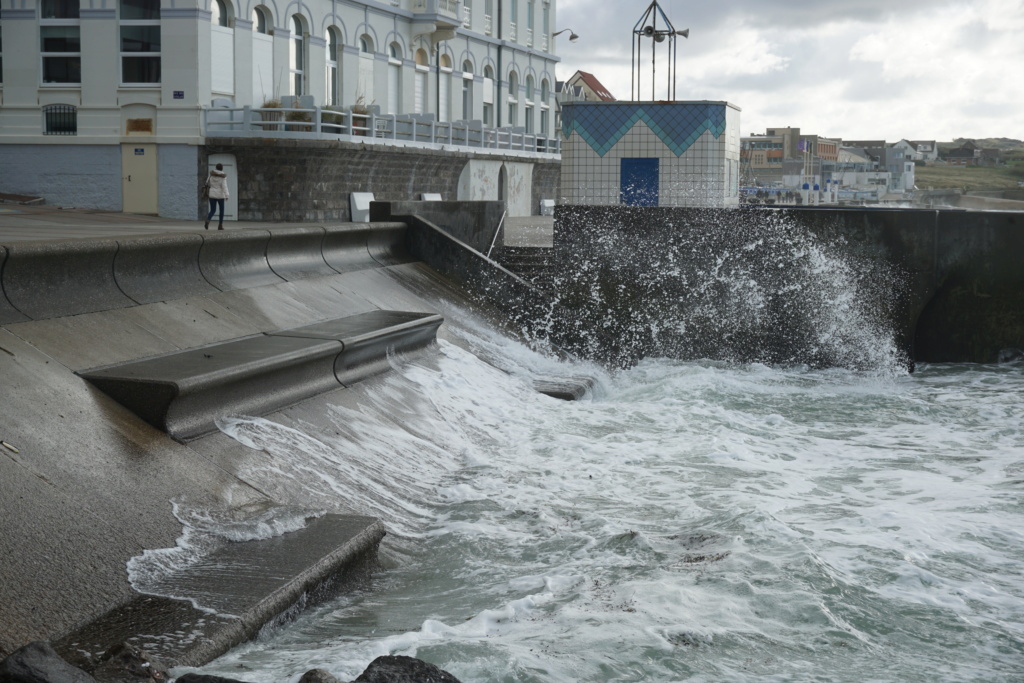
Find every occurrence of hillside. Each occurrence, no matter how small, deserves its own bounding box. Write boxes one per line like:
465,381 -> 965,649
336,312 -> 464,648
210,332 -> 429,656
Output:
915,163 -> 1024,191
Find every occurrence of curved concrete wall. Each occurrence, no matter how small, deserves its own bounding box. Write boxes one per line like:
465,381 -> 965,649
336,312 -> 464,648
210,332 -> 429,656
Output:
114,233 -> 221,304
0,223 -> 409,322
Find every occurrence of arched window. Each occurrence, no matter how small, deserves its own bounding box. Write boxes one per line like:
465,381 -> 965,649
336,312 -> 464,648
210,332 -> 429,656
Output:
360,34 -> 373,53
252,6 -> 269,33
326,27 -> 341,105
524,75 -> 534,133
414,48 -> 429,114
541,77 -> 549,102
525,75 -> 534,100
461,60 -> 474,120
212,0 -> 228,27
289,15 -> 305,96
507,71 -> 518,126
387,42 -> 402,115
483,64 -> 495,126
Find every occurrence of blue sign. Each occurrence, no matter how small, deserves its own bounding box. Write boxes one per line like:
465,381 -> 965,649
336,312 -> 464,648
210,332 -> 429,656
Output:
174,91 -> 184,99
135,148 -> 145,155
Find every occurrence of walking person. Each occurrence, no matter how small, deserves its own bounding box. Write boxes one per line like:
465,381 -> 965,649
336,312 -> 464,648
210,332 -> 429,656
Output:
204,163 -> 229,230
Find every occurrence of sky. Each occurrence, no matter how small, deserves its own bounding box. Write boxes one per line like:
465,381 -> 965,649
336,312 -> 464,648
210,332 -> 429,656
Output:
553,0 -> 1024,142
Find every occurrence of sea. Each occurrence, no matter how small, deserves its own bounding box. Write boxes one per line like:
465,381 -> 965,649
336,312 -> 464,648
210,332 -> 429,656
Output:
139,213 -> 1024,683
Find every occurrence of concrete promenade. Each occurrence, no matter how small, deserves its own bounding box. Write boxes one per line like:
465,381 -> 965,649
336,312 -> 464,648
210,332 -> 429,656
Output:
0,203 -> 554,245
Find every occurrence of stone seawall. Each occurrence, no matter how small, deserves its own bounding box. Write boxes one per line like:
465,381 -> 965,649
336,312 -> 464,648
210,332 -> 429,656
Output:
202,139 -> 560,223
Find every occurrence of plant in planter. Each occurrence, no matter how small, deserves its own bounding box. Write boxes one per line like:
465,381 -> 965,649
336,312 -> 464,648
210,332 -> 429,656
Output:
285,107 -> 313,131
260,98 -> 283,131
321,106 -> 346,133
349,94 -> 374,136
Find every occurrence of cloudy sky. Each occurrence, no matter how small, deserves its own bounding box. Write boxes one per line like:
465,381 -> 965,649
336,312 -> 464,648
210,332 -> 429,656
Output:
554,0 -> 1024,142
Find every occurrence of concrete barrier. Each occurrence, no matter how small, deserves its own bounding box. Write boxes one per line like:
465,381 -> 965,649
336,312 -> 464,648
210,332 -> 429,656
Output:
322,223 -> 411,272
80,334 -> 344,441
2,238 -> 136,319
371,200 -> 504,254
266,226 -> 338,280
79,311 -> 445,441
271,310 -> 444,385
114,233 -> 220,304
0,246 -> 30,324
197,229 -> 285,291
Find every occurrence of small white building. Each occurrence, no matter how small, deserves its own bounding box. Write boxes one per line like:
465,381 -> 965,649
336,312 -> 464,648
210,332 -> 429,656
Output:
0,0 -> 562,216
559,100 -> 741,208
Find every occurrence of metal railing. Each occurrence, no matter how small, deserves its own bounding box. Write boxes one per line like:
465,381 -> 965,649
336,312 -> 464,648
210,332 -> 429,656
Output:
203,105 -> 561,156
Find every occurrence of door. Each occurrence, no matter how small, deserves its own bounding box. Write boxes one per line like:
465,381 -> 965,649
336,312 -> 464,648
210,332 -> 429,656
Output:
207,153 -> 237,221
121,144 -> 158,214
621,158 -> 659,207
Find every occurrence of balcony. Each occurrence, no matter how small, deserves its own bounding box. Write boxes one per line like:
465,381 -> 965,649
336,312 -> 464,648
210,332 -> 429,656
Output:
462,4 -> 471,28
203,104 -> 561,158
484,13 -> 492,34
526,27 -> 533,47
412,0 -> 460,22
509,21 -> 517,41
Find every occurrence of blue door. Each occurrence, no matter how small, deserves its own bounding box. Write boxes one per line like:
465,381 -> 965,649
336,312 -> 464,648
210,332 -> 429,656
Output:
620,158 -> 659,206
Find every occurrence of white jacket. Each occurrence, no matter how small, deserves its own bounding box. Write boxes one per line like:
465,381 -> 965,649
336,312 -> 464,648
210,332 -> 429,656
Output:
206,170 -> 229,200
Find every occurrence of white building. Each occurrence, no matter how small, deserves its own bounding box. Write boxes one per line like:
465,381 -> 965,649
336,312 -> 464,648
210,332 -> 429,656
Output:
0,0 -> 562,216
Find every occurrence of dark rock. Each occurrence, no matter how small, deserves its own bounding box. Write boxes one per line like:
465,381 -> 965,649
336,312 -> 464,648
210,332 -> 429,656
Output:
998,347 -> 1023,363
298,670 -> 341,683
174,675 -> 253,683
0,641 -> 96,683
90,644 -> 168,683
353,656 -> 461,683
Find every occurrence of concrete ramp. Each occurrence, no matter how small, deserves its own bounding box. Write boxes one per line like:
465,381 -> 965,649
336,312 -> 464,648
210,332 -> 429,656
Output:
54,514 -> 385,669
0,245 -> 30,324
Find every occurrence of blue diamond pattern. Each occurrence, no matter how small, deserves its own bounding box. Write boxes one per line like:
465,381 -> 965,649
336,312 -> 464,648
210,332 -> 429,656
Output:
562,103 -> 727,157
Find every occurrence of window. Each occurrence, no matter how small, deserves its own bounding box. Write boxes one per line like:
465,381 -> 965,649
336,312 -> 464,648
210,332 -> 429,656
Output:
461,60 -> 473,121
326,28 -> 341,105
525,75 -> 533,100
360,34 -> 374,53
43,104 -> 77,134
507,72 -> 518,126
120,0 -> 160,84
387,42 -> 402,115
540,78 -> 549,102
483,64 -> 494,126
213,0 -> 229,27
252,6 -> 270,34
289,15 -> 305,96
40,0 -> 81,84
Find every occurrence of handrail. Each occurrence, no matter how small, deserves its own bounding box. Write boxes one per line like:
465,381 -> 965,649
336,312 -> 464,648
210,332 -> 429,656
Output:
486,209 -> 507,260
203,105 -> 560,156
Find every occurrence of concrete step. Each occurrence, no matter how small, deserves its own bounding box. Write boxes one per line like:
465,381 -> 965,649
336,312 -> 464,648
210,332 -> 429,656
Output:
54,514 -> 385,672
493,246 -> 555,286
79,310 -> 444,441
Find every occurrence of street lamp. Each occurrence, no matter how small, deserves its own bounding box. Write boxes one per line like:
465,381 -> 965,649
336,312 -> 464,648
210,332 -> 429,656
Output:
552,28 -> 580,42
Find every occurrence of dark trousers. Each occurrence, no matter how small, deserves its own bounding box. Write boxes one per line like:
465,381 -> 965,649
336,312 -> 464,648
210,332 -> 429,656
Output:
206,198 -> 225,222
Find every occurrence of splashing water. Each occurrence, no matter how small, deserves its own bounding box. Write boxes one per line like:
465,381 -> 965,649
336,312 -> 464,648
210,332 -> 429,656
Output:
187,322 -> 1024,683
538,208 -> 911,373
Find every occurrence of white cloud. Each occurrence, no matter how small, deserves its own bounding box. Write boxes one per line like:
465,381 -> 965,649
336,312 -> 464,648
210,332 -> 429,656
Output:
555,0 -> 1024,140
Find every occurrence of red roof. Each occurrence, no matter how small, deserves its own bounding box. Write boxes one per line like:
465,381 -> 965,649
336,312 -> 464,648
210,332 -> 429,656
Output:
571,71 -> 616,101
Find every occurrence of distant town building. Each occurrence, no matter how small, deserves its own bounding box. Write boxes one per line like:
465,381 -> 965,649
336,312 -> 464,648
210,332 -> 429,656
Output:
911,140 -> 939,162
0,0 -> 563,216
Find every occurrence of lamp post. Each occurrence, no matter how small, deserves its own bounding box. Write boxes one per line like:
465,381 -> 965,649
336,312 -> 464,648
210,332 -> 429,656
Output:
552,28 -> 580,42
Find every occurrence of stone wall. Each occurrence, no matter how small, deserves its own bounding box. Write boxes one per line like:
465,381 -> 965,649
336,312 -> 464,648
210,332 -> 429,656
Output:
201,139 -> 560,222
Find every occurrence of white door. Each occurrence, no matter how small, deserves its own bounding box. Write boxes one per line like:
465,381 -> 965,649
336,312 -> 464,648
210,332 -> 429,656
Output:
207,153 -> 237,221
121,144 -> 158,214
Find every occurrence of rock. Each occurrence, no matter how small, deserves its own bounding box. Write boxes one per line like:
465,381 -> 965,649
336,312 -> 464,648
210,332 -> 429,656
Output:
90,644 -> 167,683
173,676 -> 253,683
0,641 -> 96,683
353,656 -> 462,683
997,347 -> 1023,363
298,670 -> 341,683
